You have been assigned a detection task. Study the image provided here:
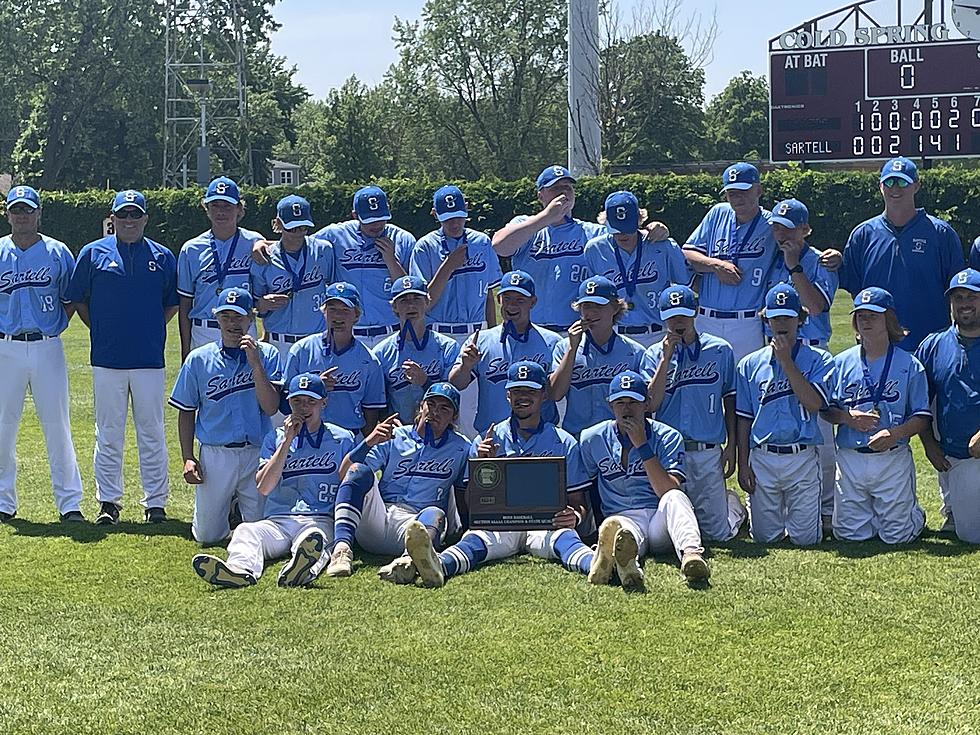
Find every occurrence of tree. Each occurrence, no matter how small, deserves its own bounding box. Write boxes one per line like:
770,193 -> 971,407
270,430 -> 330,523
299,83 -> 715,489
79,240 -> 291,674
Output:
703,71 -> 770,161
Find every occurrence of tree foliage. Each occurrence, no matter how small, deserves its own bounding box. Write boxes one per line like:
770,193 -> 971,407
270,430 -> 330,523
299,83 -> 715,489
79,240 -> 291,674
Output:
703,70 -> 770,161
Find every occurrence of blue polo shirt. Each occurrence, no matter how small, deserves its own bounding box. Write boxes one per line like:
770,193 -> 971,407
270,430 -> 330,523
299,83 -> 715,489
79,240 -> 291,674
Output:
66,236 -> 178,369
915,327 -> 980,459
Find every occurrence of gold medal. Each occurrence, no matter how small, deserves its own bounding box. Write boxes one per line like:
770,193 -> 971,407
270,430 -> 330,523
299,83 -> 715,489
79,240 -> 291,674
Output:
626,300 -> 635,311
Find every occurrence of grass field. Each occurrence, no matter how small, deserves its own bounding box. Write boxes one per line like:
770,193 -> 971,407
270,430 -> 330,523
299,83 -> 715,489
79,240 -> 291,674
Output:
2,293 -> 979,735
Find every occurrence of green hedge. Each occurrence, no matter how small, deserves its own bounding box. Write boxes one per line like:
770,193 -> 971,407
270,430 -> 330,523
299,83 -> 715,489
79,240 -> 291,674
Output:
18,169 -> 980,255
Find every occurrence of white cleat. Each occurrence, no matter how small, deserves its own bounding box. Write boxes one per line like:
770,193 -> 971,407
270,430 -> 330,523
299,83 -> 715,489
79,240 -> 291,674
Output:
588,517 -> 621,586
613,527 -> 644,592
405,521 -> 444,588
378,554 -> 418,585
325,542 -> 355,578
193,554 -> 256,589
278,531 -> 326,587
680,550 -> 711,585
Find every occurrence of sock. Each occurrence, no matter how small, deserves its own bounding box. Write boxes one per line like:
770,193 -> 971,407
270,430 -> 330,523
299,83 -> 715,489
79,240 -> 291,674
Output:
552,528 -> 593,575
333,464 -> 372,549
415,506 -> 447,542
438,532 -> 488,580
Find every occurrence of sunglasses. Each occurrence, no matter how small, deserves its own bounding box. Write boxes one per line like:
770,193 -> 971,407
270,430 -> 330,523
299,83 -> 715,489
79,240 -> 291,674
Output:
7,205 -> 36,214
114,208 -> 146,219
882,178 -> 911,189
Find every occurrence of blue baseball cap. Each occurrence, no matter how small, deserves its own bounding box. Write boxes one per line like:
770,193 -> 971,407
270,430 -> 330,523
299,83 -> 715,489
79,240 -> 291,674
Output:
721,162 -> 760,192
324,281 -> 361,309
204,176 -> 241,205
353,185 -> 391,224
604,191 -> 640,234
433,185 -> 468,222
536,165 -> 576,190
213,287 -> 253,315
390,274 -> 429,301
851,287 -> 895,314
276,195 -> 314,230
287,373 -> 327,400
658,285 -> 698,320
770,198 -> 809,229
608,371 -> 647,403
505,360 -> 548,390
880,157 -> 918,184
6,185 -> 40,210
112,189 -> 146,214
946,268 -> 980,295
423,382 -> 461,413
764,283 -> 803,318
498,270 -> 535,298
575,276 -> 619,306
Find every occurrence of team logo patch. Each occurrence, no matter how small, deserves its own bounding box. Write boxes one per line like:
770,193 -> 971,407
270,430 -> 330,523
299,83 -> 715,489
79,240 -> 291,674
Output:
911,239 -> 926,254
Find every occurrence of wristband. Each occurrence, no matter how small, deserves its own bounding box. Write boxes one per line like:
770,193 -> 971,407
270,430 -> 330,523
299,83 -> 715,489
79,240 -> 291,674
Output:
572,508 -> 583,526
348,438 -> 371,465
636,443 -> 656,462
788,264 -> 804,275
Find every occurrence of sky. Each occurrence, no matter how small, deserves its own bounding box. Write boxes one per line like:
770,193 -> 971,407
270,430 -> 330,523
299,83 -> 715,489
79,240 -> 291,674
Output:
268,0 -> 850,101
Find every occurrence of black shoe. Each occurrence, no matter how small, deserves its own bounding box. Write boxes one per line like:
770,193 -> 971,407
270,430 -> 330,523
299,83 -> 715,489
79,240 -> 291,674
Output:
60,510 -> 87,523
94,502 -> 120,526
144,507 -> 167,524
0,510 -> 15,523
228,497 -> 243,530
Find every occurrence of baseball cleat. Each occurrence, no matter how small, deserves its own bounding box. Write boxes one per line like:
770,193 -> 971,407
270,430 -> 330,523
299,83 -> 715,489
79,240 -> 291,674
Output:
0,511 -> 15,523
613,527 -> 644,592
193,554 -> 256,589
278,531 -> 326,587
940,514 -> 956,535
94,502 -> 120,526
588,517 -> 621,585
378,555 -> 418,585
144,507 -> 167,524
325,542 -> 354,578
680,550 -> 711,584
405,521 -> 444,588
60,511 -> 87,523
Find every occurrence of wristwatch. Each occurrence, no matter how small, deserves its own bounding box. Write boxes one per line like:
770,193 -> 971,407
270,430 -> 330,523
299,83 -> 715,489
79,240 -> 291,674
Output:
788,264 -> 804,275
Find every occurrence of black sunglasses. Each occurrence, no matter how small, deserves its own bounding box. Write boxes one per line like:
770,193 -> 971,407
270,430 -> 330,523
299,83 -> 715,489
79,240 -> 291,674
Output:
114,208 -> 146,219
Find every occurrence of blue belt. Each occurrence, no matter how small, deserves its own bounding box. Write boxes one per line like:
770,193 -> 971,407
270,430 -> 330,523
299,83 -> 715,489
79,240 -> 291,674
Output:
617,324 -> 662,336
0,331 -> 45,342
267,332 -> 305,344
684,441 -> 717,451
191,318 -> 219,329
223,442 -> 251,449
538,324 -> 569,333
765,444 -> 809,455
434,323 -> 482,335
353,325 -> 396,338
699,307 -> 757,320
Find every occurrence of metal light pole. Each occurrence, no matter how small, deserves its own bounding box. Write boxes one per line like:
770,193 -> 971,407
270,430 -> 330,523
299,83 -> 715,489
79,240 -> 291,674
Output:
186,78 -> 212,185
568,0 -> 601,177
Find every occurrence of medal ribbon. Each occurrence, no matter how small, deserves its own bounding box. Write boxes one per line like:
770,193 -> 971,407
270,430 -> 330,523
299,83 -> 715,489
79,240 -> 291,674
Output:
860,344 -> 895,410
613,233 -> 644,302
297,423 -> 325,450
584,331 -> 616,357
398,321 -> 429,351
281,242 -> 308,294
208,229 -> 241,289
726,211 -> 761,268
501,320 -> 531,344
422,422 -> 449,448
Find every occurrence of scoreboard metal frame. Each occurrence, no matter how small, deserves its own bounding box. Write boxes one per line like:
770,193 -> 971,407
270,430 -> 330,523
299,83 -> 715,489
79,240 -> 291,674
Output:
769,34 -> 980,163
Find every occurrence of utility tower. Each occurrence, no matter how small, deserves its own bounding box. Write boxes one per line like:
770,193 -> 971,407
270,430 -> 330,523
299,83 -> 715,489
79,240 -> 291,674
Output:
163,0 -> 253,187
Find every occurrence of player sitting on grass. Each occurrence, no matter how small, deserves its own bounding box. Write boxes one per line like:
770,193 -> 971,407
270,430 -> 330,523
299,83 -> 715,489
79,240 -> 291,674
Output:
391,361 -> 591,588
192,373 -> 355,588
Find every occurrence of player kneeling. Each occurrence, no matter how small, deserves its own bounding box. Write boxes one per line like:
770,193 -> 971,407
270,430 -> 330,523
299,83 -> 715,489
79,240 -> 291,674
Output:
389,361 -> 591,587
192,373 -> 354,588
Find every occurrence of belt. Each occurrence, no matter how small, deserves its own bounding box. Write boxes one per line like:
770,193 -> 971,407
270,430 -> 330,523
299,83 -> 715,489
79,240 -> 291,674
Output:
433,323 -> 482,335
353,325 -> 396,338
267,332 -> 305,344
698,307 -> 757,320
764,443 -> 809,455
191,318 -> 220,329
856,445 -> 900,455
0,331 -> 47,342
617,324 -> 662,336
684,441 -> 717,452
223,441 -> 251,449
538,324 -> 569,333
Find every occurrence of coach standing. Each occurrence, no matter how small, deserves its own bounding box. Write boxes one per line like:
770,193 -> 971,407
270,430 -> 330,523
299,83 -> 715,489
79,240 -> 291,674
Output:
67,190 -> 179,525
840,157 -> 964,350
0,186 -> 84,523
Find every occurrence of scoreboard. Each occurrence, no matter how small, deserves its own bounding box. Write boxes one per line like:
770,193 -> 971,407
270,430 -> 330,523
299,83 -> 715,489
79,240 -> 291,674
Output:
770,39 -> 980,162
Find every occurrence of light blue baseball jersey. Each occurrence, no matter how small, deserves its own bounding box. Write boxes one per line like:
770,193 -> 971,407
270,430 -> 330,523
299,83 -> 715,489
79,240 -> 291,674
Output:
578,418 -> 686,514
259,423 -> 355,517
372,327 -> 461,423
363,424 -> 470,512
283,334 -> 387,431
250,237 -> 336,336
735,342 -> 835,447
830,345 -> 931,451
841,211 -> 964,349
684,204 -> 779,311
169,341 -> 283,446
459,323 -> 562,434
552,333 -> 645,435
315,220 -> 415,328
0,235 -> 74,336
475,417 -> 591,494
764,246 -> 838,344
177,228 -> 264,319
915,327 -> 980,459
409,229 -> 502,324
583,235 -> 692,328
640,332 -> 736,444
509,216 -> 605,329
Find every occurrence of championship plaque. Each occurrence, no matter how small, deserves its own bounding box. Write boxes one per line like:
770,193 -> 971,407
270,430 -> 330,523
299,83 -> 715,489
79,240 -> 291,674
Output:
467,457 -> 567,531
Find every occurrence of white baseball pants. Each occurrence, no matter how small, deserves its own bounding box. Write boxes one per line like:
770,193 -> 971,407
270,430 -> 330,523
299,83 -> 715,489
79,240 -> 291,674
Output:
92,367 -> 169,510
683,447 -> 746,541
226,514 -> 334,578
695,314 -> 764,364
605,489 -> 704,561
748,447 -> 821,545
940,456 -> 980,544
463,528 -> 562,562
193,443 -> 264,545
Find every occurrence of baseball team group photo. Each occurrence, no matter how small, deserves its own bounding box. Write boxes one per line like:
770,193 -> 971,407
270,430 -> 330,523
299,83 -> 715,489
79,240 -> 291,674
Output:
3,0 -> 980,733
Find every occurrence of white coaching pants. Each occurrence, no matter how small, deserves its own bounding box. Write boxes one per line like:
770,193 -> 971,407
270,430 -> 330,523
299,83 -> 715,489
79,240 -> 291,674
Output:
607,489 -> 704,561
684,447 -> 746,542
193,443 -> 264,546
226,514 -> 334,578
748,447 -> 821,545
695,314 -> 764,365
833,446 -> 924,544
940,456 -> 980,544
92,367 -> 169,510
0,337 -> 83,515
